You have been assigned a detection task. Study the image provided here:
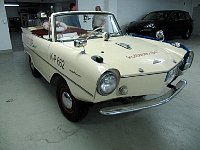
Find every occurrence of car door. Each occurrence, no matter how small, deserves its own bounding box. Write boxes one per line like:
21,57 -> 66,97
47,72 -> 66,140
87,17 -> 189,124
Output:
166,12 -> 180,36
31,35 -> 51,80
177,12 -> 187,33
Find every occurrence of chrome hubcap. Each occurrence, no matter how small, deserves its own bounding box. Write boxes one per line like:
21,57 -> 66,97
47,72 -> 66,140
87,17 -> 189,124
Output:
62,92 -> 72,109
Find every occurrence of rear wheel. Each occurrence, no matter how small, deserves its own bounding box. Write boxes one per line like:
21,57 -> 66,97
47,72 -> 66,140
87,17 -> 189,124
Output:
56,81 -> 88,122
182,28 -> 191,39
29,56 -> 41,78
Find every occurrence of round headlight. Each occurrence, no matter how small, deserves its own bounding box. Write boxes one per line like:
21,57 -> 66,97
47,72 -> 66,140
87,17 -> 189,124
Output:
183,51 -> 194,70
97,72 -> 118,96
165,69 -> 176,83
144,23 -> 155,28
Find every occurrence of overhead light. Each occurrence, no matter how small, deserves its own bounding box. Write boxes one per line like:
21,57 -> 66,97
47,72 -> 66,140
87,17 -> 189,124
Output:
4,4 -> 19,7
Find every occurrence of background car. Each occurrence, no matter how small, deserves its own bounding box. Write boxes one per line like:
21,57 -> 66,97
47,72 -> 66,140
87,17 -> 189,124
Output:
126,10 -> 193,39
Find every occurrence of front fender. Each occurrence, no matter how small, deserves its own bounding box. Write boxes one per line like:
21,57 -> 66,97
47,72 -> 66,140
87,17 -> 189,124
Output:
48,42 -> 111,102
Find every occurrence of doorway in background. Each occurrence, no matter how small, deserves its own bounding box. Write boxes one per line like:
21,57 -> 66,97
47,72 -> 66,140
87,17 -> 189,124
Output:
192,5 -> 200,35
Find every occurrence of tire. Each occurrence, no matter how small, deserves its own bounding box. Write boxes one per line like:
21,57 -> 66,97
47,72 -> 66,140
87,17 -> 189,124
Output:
29,56 -> 41,78
56,81 -> 88,122
182,28 -> 191,39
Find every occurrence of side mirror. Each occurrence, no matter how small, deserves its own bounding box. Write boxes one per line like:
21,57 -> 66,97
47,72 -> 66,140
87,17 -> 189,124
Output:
156,30 -> 165,41
74,39 -> 87,47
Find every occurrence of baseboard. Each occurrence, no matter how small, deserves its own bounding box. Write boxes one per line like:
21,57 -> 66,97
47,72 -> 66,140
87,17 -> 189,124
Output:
0,49 -> 12,53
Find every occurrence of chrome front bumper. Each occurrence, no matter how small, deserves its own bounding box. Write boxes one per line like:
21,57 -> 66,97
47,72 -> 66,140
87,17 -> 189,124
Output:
100,79 -> 187,115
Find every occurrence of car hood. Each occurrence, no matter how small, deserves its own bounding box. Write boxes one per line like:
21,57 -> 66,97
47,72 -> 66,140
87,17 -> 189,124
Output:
72,36 -> 186,76
128,20 -> 160,28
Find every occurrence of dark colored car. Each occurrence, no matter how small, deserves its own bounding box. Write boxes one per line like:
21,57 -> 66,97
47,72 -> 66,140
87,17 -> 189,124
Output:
126,10 -> 193,39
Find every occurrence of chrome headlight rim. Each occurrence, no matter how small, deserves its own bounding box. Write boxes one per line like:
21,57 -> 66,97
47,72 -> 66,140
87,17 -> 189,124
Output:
180,50 -> 194,70
97,70 -> 120,96
165,66 -> 178,84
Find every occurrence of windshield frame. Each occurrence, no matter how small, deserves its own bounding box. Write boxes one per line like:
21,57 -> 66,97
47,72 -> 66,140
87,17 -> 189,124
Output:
50,11 -> 123,42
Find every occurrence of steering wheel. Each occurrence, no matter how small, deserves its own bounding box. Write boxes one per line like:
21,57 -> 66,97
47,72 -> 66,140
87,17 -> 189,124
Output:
92,26 -> 104,34
82,26 -> 104,39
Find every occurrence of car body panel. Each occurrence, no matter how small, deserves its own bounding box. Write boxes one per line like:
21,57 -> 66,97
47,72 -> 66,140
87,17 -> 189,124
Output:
22,11 -> 193,106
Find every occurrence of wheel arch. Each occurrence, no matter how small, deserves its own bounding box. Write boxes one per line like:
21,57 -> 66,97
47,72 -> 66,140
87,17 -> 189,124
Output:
50,73 -> 67,87
50,73 -> 95,102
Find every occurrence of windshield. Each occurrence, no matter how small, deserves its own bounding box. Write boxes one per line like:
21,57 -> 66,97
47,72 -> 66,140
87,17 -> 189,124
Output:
53,12 -> 122,42
142,12 -> 169,20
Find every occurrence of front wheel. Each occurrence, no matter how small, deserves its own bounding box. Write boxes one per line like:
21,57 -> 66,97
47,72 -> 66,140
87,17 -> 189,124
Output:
182,28 -> 191,39
56,81 -> 88,122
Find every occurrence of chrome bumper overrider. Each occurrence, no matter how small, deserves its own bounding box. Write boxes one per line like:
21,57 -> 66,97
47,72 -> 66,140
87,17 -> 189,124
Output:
100,79 -> 187,115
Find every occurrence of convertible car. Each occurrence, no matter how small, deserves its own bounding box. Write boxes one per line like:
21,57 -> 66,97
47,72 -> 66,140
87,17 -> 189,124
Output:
22,11 -> 194,122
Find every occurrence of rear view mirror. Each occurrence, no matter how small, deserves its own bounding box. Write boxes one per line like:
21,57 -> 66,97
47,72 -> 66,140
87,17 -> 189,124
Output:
74,39 -> 87,54
74,39 -> 87,47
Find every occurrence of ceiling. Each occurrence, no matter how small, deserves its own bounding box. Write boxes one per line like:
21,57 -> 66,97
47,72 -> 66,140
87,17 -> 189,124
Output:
4,0 -> 74,7
4,0 -> 71,3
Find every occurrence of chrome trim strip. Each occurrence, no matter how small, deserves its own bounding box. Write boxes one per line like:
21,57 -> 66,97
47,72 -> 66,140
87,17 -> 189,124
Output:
121,59 -> 184,78
115,42 -> 132,50
23,42 -> 94,97
121,72 -> 167,78
100,79 -> 187,115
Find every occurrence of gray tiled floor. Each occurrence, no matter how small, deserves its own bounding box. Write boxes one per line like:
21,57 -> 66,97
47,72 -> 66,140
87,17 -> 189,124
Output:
10,31 -> 24,51
0,34 -> 200,150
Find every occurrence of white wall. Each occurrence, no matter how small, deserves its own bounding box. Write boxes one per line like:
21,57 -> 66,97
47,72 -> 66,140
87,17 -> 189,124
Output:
192,0 -> 200,6
78,0 -> 105,11
192,0 -> 200,13
78,0 -> 117,17
0,1 -> 12,51
192,0 -> 200,35
104,0 -> 118,18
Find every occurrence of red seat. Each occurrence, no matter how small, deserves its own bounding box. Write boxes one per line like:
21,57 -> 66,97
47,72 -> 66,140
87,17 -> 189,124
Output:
32,29 -> 48,36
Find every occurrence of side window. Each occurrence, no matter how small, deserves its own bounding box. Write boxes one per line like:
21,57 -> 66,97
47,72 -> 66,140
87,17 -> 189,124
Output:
168,13 -> 177,21
178,12 -> 185,21
185,12 -> 191,20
